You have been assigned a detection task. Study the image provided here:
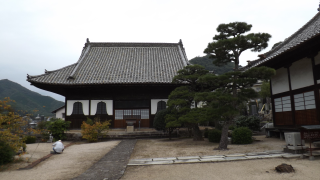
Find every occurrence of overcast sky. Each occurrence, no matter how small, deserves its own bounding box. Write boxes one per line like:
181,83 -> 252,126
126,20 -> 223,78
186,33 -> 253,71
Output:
0,0 -> 319,102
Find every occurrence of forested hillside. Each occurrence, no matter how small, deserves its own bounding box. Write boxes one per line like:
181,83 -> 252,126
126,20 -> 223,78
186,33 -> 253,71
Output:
189,55 -> 235,74
0,79 -> 64,117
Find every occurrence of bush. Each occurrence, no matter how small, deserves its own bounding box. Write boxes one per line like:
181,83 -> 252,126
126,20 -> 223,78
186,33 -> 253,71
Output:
208,129 -> 221,143
0,141 -> 15,165
153,109 -> 170,131
204,128 -> 209,138
81,117 -> 110,142
47,119 -> 71,140
235,116 -> 260,132
232,127 -> 253,144
24,136 -> 36,144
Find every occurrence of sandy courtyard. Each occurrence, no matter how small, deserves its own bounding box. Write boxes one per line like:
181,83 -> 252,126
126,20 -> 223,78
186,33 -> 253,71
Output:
0,140 -> 120,180
130,136 -> 285,159
122,136 -> 320,180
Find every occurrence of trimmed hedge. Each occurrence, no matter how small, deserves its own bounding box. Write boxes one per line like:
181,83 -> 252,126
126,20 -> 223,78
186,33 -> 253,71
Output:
232,127 -> 253,144
208,129 -> 221,143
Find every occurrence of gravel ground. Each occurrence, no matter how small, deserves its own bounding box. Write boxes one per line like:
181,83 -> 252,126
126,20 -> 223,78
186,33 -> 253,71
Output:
0,141 -> 120,180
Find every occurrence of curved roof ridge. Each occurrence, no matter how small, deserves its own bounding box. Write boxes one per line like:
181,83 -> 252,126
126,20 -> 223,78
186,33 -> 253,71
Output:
27,63 -> 77,80
44,63 -> 78,74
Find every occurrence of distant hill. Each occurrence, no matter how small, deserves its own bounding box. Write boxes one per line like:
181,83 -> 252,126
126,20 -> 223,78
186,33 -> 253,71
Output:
0,79 -> 64,117
189,55 -> 235,74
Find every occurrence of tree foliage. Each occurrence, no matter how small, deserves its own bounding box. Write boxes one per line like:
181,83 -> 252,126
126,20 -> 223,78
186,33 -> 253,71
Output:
202,22 -> 273,150
166,65 -> 210,141
195,67 -> 275,149
0,97 -> 28,152
204,22 -> 271,70
259,81 -> 271,99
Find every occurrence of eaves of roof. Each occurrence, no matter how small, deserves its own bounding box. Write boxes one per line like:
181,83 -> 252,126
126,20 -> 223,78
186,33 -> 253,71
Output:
244,12 -> 320,70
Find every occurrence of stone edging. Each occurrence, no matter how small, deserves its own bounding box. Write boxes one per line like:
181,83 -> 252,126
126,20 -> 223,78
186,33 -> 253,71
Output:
128,151 -> 303,166
19,142 -> 75,170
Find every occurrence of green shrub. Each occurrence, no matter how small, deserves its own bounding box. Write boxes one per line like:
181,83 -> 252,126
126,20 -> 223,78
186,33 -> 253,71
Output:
24,136 -> 36,144
232,127 -> 253,144
235,116 -> 260,131
204,128 -> 209,138
153,109 -> 170,131
0,141 -> 15,165
208,129 -> 221,143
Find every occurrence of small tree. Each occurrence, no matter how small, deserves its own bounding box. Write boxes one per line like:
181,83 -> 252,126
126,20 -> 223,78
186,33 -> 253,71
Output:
47,118 -> 71,140
81,116 -> 110,142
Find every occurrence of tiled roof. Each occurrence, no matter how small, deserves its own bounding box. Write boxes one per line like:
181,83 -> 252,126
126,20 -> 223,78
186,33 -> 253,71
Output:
245,12 -> 320,70
27,40 -> 189,85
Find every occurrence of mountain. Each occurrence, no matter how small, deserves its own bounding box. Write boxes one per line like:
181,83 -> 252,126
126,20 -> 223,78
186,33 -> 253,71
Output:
189,55 -> 235,74
0,79 -> 64,117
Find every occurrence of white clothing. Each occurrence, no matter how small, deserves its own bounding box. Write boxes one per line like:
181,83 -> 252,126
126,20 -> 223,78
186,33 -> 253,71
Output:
52,141 -> 64,153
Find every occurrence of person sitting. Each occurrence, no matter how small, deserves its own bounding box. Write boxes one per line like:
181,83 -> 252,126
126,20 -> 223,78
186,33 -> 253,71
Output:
52,140 -> 64,154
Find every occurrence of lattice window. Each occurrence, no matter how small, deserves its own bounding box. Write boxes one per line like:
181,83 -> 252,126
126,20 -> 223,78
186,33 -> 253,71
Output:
96,102 -> 108,115
274,96 -> 291,112
72,102 -> 84,115
141,109 -> 149,119
115,110 -> 123,120
294,91 -> 316,110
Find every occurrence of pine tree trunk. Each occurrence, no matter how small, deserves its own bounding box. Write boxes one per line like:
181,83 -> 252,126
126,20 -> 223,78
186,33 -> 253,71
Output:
217,123 -> 230,150
193,125 -> 204,141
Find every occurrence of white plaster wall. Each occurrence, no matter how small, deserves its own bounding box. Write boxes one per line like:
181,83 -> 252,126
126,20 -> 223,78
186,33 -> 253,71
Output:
90,100 -> 113,115
315,51 -> 320,65
66,100 -> 89,116
55,108 -> 65,120
151,99 -> 168,114
290,58 -> 314,90
271,68 -> 290,95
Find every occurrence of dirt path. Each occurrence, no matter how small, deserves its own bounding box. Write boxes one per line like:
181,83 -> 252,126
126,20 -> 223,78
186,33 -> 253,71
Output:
0,141 -> 120,180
